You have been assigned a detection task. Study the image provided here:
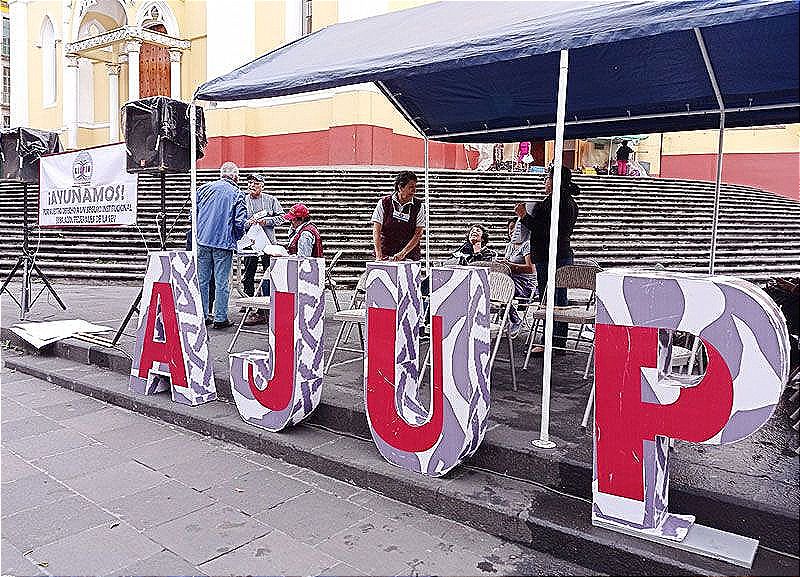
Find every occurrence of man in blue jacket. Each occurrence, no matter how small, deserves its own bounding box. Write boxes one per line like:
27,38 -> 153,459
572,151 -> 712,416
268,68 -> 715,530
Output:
196,161 -> 247,328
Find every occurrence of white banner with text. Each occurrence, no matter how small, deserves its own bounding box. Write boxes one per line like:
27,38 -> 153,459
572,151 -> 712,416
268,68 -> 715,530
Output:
39,143 -> 137,227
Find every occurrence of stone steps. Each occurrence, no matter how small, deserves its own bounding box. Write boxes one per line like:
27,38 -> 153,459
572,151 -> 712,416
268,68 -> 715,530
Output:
1,168 -> 798,286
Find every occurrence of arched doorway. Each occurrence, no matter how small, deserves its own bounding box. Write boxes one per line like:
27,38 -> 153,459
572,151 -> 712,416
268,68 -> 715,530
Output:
139,24 -> 170,98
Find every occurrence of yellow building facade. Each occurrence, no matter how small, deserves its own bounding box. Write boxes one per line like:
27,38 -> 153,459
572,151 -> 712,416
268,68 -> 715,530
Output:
9,0 -> 799,197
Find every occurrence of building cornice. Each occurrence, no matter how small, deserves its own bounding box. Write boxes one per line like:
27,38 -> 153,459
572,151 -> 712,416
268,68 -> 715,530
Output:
65,25 -> 189,55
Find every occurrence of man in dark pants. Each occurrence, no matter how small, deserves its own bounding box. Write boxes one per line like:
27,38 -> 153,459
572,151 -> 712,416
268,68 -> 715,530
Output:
515,164 -> 579,355
242,174 -> 285,298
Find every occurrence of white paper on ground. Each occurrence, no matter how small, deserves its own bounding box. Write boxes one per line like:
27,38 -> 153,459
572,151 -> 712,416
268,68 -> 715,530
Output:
11,319 -> 112,349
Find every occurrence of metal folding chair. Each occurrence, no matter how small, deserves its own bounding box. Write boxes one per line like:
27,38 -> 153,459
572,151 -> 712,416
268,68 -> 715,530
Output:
324,271 -> 369,374
325,250 -> 344,312
487,271 -> 518,391
228,268 -> 271,354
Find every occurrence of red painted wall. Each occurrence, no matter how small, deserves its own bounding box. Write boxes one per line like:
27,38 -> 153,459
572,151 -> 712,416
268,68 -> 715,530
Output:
199,125 -> 471,170
660,152 -> 800,200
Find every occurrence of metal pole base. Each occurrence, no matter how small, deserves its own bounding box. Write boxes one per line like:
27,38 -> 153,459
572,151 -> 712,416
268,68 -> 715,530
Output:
532,439 -> 557,449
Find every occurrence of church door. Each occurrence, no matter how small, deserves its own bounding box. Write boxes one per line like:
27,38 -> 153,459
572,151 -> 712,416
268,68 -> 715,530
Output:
139,24 -> 170,98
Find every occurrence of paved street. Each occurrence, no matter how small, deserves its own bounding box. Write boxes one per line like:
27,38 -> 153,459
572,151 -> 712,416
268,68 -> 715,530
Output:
0,366 -> 595,576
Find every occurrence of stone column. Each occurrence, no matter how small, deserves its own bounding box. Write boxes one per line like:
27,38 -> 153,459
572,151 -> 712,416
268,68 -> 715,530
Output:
8,0 -> 30,126
125,40 -> 142,102
106,64 -> 121,141
63,56 -> 79,148
169,50 -> 182,100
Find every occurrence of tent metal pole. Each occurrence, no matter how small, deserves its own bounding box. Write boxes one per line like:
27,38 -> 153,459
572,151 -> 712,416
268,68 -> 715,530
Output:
375,81 -> 426,136
533,48 -> 569,450
710,112 -> 725,275
189,99 -> 198,260
427,102 -> 794,140
694,27 -> 726,276
607,137 -> 613,173
424,136 -> 430,274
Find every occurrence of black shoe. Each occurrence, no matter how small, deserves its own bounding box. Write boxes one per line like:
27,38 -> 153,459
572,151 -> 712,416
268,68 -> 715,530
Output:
205,317 -> 213,326
212,319 -> 233,329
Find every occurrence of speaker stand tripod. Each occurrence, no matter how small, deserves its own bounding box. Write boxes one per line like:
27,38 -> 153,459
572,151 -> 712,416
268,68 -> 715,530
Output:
0,181 -> 67,320
110,172 -> 170,346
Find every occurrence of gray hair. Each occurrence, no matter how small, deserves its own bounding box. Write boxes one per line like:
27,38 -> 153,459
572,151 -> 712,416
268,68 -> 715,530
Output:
219,161 -> 239,181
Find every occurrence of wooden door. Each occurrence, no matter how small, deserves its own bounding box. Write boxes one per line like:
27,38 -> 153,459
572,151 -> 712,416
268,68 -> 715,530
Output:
139,24 -> 170,98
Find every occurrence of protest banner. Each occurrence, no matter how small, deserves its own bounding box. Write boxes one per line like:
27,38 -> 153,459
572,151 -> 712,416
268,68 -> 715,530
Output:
39,143 -> 137,227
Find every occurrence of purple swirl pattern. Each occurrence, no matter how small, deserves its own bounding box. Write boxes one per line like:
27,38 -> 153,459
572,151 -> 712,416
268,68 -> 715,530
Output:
129,251 -> 217,406
592,269 -> 790,541
230,256 -> 325,431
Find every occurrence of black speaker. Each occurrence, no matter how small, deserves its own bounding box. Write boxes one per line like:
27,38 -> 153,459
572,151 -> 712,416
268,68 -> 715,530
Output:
123,96 -> 207,173
0,127 -> 63,183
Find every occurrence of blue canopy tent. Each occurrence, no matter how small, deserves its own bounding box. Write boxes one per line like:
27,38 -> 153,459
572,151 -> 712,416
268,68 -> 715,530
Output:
188,0 -> 800,447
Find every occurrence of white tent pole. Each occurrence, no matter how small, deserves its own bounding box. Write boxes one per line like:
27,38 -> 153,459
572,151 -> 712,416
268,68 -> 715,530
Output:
189,99 -> 198,259
424,136 -> 430,274
694,27 -> 725,275
709,111 -> 725,275
607,137 -> 613,173
533,48 -> 569,450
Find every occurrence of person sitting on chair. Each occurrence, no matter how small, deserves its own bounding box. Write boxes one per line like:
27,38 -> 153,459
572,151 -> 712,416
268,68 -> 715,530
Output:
497,217 -> 537,338
449,224 -> 496,265
285,203 -> 324,258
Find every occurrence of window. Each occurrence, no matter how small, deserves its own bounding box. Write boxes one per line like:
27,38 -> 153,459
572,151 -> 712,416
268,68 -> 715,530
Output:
302,0 -> 312,35
41,17 -> 57,105
2,115 -> 9,128
2,17 -> 10,57
2,66 -> 10,106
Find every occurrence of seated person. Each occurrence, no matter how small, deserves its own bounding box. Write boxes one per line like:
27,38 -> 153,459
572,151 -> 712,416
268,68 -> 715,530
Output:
448,224 -> 496,265
497,217 -> 537,338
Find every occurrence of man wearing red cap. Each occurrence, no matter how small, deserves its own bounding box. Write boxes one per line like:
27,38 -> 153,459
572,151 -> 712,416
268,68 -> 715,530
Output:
284,203 -> 324,258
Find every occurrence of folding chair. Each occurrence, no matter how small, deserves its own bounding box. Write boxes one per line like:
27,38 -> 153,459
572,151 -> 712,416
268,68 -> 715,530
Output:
325,250 -> 344,312
324,271 -> 369,374
227,269 -> 271,354
522,263 -> 602,379
487,271 -> 518,391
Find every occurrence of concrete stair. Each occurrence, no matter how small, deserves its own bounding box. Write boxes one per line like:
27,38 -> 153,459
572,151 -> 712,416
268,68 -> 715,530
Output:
2,168 -> 799,286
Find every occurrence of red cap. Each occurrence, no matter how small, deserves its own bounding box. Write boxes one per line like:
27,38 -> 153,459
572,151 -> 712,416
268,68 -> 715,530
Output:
283,203 -> 309,220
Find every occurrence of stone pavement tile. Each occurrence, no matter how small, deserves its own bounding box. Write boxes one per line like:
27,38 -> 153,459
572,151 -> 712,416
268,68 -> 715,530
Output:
480,541 -> 600,576
33,442 -> 128,480
92,420 -> 179,451
61,406 -> 142,435
1,493 -> 115,551
23,386 -> 84,409
317,514 -> 456,576
0,397 -> 39,422
1,448 -> 40,483
145,502 -> 272,565
26,520 -> 162,576
65,460 -> 169,504
204,467 -> 312,515
0,370 -> 52,390
294,468 -> 362,499
1,472 -> 73,517
107,548 -> 207,577
127,431 -> 221,470
105,480 -> 217,531
1,538 -> 47,576
198,529 -> 339,577
160,449 -> 262,492
35,396 -> 107,421
256,490 -> 372,546
4,426 -> 93,460
315,561 -> 367,576
238,450 -> 301,476
1,415 -> 63,442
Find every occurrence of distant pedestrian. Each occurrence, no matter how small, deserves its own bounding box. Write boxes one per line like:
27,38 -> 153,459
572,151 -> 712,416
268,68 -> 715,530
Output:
195,161 -> 247,329
615,139 -> 634,176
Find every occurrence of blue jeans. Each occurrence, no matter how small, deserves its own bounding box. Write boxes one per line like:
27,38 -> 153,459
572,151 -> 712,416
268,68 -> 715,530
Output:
198,245 -> 233,322
535,254 -> 574,348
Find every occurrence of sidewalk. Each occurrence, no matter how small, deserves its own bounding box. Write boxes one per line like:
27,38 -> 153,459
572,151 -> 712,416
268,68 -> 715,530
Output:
0,366 -> 596,576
